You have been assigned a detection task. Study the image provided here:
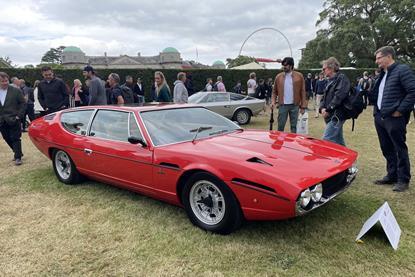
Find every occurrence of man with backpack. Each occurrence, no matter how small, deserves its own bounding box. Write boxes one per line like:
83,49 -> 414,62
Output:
319,57 -> 351,146
107,73 -> 134,105
372,46 -> 415,192
358,71 -> 372,107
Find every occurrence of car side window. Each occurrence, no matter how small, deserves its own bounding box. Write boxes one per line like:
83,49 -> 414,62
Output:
213,94 -> 229,102
61,110 -> 94,135
129,113 -> 143,139
230,93 -> 245,101
89,110 -> 129,142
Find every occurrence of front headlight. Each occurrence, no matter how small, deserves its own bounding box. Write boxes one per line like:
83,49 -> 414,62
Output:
311,183 -> 323,202
348,161 -> 358,175
299,188 -> 311,208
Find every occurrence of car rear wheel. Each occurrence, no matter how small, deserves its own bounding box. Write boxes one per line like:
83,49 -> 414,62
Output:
52,150 -> 82,184
234,109 -> 251,125
182,172 -> 242,234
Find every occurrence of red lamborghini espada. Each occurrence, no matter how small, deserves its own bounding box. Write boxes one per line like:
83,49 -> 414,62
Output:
29,105 -> 358,234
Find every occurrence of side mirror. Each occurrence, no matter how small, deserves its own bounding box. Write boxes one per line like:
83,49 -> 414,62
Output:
128,136 -> 147,147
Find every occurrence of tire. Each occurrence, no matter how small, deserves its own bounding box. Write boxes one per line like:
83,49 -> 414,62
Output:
234,109 -> 251,125
182,172 -> 243,234
52,149 -> 82,184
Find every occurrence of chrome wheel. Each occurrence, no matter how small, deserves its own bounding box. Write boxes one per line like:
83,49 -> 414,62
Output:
189,180 -> 226,225
54,151 -> 71,180
235,109 -> 250,125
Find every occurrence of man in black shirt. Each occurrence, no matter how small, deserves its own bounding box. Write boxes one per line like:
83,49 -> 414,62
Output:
37,66 -> 69,114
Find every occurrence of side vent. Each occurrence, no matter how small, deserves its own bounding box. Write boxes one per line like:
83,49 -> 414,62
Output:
232,178 -> 276,193
159,162 -> 180,169
246,157 -> 273,166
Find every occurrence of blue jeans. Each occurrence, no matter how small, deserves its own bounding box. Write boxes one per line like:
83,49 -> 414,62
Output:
278,104 -> 299,133
322,115 -> 346,146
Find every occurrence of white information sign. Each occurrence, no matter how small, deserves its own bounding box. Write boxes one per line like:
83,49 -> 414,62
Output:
356,202 -> 401,250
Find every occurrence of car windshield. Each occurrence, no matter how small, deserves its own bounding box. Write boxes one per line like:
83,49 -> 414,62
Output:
140,107 -> 240,146
188,92 -> 206,103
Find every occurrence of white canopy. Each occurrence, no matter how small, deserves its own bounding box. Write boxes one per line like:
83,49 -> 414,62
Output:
231,62 -> 265,70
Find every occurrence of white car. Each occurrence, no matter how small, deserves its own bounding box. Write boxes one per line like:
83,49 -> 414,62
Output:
189,92 -> 265,125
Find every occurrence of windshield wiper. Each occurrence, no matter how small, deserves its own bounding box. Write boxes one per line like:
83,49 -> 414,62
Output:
209,129 -> 229,136
190,126 -> 213,143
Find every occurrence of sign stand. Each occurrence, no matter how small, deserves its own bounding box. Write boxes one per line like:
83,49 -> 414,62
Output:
356,202 -> 401,250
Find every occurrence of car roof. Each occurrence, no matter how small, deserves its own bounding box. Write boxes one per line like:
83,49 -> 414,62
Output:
63,103 -> 202,113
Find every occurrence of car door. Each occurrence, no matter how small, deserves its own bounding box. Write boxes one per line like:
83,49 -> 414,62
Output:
82,109 -> 154,193
202,93 -> 232,118
59,109 -> 95,172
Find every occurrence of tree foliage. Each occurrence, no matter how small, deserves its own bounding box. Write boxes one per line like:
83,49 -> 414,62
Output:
226,55 -> 256,68
41,46 -> 66,64
299,0 -> 415,68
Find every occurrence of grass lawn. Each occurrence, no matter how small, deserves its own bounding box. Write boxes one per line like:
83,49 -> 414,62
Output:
0,106 -> 414,276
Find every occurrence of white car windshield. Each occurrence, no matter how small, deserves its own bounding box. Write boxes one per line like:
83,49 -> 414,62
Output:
140,107 -> 240,146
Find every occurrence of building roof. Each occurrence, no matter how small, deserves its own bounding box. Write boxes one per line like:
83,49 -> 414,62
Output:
63,46 -> 83,53
212,60 -> 225,66
162,47 -> 179,53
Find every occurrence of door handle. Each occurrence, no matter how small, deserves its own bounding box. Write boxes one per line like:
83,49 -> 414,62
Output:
224,105 -> 230,108
84,148 -> 93,155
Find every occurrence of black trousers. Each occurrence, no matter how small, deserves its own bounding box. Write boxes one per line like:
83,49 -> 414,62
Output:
0,121 -> 23,159
22,103 -> 35,129
374,113 -> 411,183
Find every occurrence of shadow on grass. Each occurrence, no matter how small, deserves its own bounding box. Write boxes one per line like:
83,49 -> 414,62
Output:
7,167 -> 401,236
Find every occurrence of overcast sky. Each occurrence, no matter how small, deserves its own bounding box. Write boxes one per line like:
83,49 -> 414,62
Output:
0,0 -> 324,68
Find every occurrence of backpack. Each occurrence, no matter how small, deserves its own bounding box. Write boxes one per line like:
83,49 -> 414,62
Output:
342,86 -> 366,131
120,86 -> 135,104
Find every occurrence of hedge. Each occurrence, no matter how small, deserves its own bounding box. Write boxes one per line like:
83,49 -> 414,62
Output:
0,67 -> 379,101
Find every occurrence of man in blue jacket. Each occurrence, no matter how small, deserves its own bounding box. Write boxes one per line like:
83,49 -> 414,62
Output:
372,46 -> 415,192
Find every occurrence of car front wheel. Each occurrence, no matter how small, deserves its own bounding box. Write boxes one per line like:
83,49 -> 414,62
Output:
52,149 -> 82,184
182,172 -> 243,234
234,109 -> 251,125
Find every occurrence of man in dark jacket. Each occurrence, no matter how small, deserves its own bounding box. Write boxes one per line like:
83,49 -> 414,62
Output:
38,66 -> 69,114
319,57 -> 350,146
372,46 -> 415,192
107,73 -> 125,105
20,79 -> 35,131
0,72 -> 26,165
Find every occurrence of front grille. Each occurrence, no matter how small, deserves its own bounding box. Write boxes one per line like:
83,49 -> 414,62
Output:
322,170 -> 348,198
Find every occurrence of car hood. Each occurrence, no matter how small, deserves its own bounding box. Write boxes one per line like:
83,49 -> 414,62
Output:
159,129 -> 357,193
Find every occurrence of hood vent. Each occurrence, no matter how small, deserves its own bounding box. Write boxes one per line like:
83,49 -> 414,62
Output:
44,113 -> 56,120
246,157 -> 273,166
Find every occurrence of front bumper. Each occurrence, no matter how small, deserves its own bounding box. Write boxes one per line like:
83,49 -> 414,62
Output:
295,164 -> 358,215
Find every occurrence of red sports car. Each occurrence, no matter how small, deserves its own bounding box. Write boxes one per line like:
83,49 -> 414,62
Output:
29,105 -> 358,234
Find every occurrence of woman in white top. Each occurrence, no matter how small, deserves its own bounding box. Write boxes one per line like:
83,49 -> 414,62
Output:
247,72 -> 257,97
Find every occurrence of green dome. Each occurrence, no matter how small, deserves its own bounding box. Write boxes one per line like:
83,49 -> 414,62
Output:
162,47 -> 179,53
63,46 -> 82,53
213,60 -> 225,66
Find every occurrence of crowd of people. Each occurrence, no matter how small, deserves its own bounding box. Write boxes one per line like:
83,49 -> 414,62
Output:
1,46 -> 415,192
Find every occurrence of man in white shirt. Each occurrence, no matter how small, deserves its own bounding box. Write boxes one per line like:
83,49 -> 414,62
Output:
0,72 -> 26,165
372,46 -> 415,192
271,57 -> 307,133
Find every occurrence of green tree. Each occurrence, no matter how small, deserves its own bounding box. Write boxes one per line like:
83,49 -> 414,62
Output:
226,55 -> 256,68
41,46 -> 66,64
299,0 -> 415,68
1,56 -> 15,67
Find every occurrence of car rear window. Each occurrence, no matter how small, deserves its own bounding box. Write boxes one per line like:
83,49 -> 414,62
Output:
61,110 -> 94,135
